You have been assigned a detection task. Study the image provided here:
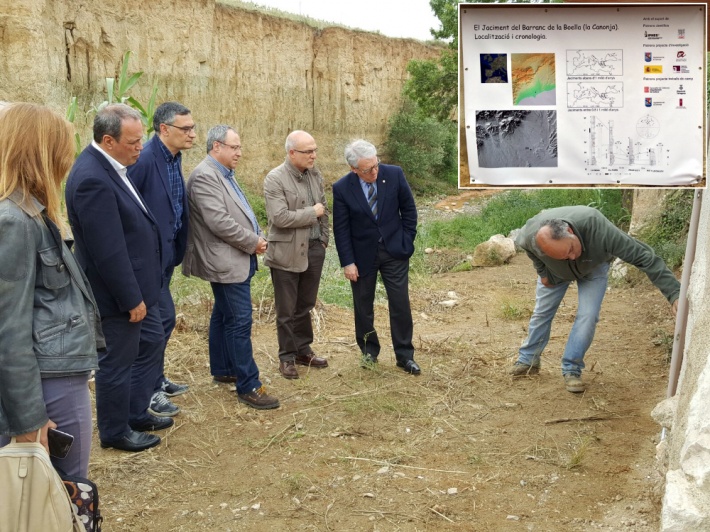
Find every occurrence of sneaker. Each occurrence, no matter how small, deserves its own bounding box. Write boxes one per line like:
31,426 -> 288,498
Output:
238,386 -> 280,410
148,391 -> 180,417
564,374 -> 586,393
161,378 -> 189,397
510,362 -> 540,376
360,353 -> 378,370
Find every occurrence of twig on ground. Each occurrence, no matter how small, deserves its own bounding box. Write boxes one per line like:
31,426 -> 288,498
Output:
338,456 -> 467,474
544,415 -> 610,424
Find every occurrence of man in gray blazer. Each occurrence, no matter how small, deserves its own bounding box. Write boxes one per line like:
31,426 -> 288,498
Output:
264,131 -> 329,379
182,125 -> 279,410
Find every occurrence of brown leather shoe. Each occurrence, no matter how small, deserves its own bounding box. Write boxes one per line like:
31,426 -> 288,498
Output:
279,360 -> 299,379
295,352 -> 328,368
237,386 -> 280,410
213,375 -> 238,384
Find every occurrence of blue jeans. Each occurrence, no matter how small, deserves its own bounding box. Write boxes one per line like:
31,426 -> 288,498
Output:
517,262 -> 609,376
209,258 -> 261,395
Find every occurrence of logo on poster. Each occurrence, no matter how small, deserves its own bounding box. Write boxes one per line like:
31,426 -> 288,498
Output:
644,65 -> 663,74
644,52 -> 652,62
645,98 -> 652,107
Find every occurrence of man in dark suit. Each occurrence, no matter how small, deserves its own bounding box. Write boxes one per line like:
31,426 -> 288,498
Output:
129,102 -> 194,417
332,139 -> 421,375
66,104 -> 171,452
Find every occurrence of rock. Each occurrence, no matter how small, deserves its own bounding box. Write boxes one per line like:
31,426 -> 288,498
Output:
447,487 -> 458,495
424,247 -> 435,254
652,396 -> 678,429
377,466 -> 389,474
447,291 -> 459,299
438,300 -> 457,307
610,257 -> 628,280
472,234 -> 516,267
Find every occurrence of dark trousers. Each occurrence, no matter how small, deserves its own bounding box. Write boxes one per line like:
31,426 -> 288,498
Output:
209,257 -> 261,395
95,304 -> 164,442
350,242 -> 414,362
154,265 -> 177,391
270,241 -> 326,361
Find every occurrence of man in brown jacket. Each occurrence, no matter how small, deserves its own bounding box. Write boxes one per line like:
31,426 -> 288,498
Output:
264,131 -> 329,379
182,125 -> 279,409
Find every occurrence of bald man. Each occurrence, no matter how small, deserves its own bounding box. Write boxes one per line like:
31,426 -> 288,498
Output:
264,131 -> 329,380
512,206 -> 680,393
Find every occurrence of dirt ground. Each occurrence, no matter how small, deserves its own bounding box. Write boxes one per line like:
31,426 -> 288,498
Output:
88,238 -> 677,531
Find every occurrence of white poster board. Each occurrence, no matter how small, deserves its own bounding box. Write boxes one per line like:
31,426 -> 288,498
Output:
460,3 -> 706,186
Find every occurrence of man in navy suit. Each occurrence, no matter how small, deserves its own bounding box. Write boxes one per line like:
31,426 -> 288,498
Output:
332,139 -> 421,375
129,102 -> 194,417
66,104 -> 170,452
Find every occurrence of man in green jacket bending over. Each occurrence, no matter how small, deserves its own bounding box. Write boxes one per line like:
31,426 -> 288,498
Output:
511,205 -> 680,393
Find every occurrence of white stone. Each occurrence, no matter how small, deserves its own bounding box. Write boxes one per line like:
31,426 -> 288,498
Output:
472,234 -> 516,267
661,469 -> 710,531
652,396 -> 678,429
447,487 -> 458,495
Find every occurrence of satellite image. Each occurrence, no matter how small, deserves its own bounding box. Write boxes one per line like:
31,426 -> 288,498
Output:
511,53 -> 556,105
475,110 -> 558,168
480,53 -> 508,83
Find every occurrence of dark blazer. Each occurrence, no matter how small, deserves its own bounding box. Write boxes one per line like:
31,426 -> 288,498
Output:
332,163 -> 417,277
65,144 -> 162,318
128,135 -> 189,272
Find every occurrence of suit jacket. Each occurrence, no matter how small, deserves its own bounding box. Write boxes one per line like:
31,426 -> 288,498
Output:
263,158 -> 329,273
182,157 -> 263,284
128,135 -> 189,273
65,144 -> 162,318
332,163 -> 417,277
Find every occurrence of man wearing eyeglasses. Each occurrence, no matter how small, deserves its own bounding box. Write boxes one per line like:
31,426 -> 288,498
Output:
263,131 -> 329,380
129,102 -> 194,419
182,125 -> 279,410
332,139 -> 421,375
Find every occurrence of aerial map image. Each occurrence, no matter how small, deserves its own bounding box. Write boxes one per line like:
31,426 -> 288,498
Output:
475,110 -> 558,168
511,53 -> 556,105
480,53 -> 508,83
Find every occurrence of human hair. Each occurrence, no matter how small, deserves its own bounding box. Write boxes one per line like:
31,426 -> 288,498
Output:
153,101 -> 191,133
93,103 -> 142,143
532,219 -> 573,255
285,130 -> 308,152
206,125 -> 233,153
344,139 -> 377,167
0,103 -> 74,229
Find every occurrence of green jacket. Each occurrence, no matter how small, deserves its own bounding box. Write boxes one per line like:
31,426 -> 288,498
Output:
515,205 -> 680,303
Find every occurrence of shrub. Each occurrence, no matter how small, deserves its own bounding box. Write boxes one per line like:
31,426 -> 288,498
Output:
383,99 -> 457,196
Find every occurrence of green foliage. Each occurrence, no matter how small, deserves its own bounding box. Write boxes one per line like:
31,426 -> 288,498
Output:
383,99 -> 457,195
419,189 -> 627,252
66,51 -> 161,157
637,190 -> 694,270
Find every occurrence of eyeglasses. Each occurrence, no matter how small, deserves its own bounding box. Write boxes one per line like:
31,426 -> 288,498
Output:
166,123 -> 197,134
216,140 -> 242,151
293,148 -> 318,155
356,159 -> 380,174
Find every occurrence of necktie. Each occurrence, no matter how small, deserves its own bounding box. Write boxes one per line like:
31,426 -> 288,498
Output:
367,182 -> 378,219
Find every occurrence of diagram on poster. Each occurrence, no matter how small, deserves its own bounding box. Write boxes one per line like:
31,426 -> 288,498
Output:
460,3 -> 705,186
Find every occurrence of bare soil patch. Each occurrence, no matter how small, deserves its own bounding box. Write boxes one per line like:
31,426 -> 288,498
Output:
90,253 -> 674,531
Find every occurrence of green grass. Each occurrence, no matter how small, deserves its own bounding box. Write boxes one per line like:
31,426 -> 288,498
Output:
419,189 -> 628,252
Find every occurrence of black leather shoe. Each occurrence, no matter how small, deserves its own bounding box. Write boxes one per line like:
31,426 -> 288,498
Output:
130,415 -> 174,432
100,430 -> 161,452
397,359 -> 421,375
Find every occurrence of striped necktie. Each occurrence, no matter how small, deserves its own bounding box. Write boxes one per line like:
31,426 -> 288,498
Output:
367,182 -> 377,219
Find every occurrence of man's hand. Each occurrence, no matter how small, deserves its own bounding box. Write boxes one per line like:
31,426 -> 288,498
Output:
539,276 -> 553,288
255,237 -> 268,255
129,301 -> 147,322
313,203 -> 325,217
671,299 -> 679,317
343,264 -> 359,282
16,419 -> 57,454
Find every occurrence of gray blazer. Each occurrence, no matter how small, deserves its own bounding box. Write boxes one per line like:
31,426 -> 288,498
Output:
182,157 -> 263,284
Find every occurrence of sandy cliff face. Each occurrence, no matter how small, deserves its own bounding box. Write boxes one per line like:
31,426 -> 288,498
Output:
0,0 -> 438,187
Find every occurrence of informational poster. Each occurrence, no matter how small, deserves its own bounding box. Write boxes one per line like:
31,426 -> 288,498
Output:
460,3 -> 706,186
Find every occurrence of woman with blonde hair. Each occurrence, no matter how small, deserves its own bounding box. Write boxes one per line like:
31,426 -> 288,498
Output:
0,102 -> 103,477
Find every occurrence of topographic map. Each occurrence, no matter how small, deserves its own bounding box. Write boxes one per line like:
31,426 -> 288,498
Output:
566,50 -> 623,77
567,82 -> 623,108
